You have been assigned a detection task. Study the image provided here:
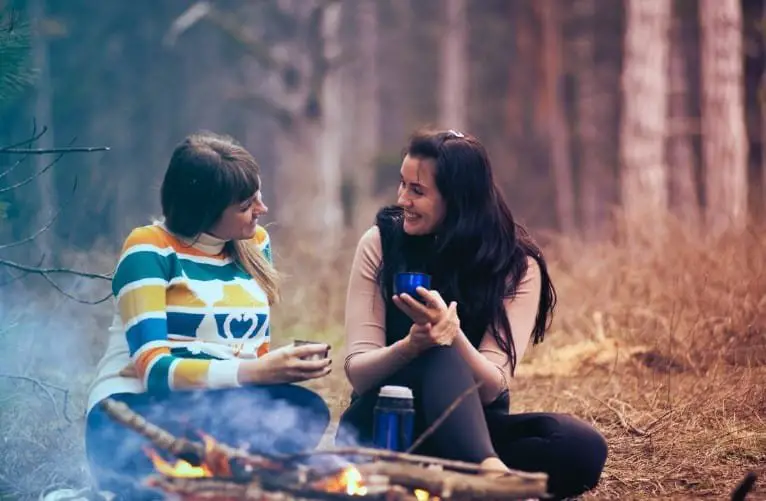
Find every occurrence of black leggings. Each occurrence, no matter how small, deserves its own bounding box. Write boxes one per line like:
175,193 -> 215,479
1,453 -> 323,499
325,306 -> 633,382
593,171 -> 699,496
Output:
337,347 -> 608,499
86,385 -> 330,500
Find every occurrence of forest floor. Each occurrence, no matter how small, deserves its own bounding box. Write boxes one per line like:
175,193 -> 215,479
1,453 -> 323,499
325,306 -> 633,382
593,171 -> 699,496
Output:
1,221 -> 764,500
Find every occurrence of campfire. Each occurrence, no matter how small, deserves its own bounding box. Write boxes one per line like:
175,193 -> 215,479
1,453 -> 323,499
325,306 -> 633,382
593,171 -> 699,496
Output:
103,399 -> 548,500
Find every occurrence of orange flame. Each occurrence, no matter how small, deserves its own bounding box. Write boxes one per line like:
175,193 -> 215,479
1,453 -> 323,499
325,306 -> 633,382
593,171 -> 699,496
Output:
322,466 -> 369,496
414,488 -> 439,501
145,433 -> 231,478
145,448 -> 213,478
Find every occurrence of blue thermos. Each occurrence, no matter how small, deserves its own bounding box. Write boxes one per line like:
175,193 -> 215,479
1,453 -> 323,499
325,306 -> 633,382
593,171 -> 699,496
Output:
372,385 -> 415,451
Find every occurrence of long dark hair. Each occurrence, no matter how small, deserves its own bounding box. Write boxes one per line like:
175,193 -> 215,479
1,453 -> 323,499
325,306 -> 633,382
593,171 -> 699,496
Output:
376,129 -> 556,374
160,131 -> 280,304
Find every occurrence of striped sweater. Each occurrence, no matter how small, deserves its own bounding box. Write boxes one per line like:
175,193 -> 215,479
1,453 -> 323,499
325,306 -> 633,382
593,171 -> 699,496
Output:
87,222 -> 273,412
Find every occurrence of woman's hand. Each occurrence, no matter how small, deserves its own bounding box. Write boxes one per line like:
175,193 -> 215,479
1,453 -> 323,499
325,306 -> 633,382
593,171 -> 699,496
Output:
239,343 -> 331,385
393,286 -> 450,326
405,301 -> 461,354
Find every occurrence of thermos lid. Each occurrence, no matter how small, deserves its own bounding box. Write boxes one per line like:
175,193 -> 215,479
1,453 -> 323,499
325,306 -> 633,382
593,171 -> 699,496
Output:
378,385 -> 414,399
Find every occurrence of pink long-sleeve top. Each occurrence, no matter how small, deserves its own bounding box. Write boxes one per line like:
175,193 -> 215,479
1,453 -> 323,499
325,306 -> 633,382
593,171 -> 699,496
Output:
343,226 -> 543,405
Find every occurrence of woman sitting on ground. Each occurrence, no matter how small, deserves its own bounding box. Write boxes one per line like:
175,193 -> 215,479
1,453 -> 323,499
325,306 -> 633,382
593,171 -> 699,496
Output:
338,129 -> 608,500
85,132 -> 332,499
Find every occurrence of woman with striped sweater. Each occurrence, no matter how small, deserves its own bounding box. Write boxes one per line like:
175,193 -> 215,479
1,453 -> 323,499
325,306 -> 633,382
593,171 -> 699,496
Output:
85,132 -> 331,499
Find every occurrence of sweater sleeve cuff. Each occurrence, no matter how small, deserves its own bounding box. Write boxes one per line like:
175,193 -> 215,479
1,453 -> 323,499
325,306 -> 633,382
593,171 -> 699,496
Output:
206,360 -> 242,388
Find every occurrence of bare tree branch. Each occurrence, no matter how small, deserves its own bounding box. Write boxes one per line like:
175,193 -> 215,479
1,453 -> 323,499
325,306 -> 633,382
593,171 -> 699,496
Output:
0,153 -> 29,180
39,273 -> 112,305
0,258 -> 112,280
0,150 -> 64,194
0,125 -> 47,150
0,206 -> 60,250
0,146 -> 110,154
227,87 -> 294,128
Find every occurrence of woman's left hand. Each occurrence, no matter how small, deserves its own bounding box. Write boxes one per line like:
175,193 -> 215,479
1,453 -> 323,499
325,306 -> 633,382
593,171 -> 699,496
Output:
393,287 -> 453,326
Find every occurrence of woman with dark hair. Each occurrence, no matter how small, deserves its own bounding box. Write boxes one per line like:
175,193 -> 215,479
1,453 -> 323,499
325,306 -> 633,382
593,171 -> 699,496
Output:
338,129 -> 608,499
84,132 -> 331,499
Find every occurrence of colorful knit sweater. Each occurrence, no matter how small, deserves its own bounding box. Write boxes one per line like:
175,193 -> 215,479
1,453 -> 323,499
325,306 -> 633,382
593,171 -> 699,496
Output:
86,222 -> 273,412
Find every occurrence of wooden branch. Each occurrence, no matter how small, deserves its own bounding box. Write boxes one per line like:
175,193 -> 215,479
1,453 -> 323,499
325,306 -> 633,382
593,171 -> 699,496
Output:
406,381 -> 483,453
100,399 -> 283,475
284,447 -> 542,480
356,462 -> 547,500
0,146 -> 110,154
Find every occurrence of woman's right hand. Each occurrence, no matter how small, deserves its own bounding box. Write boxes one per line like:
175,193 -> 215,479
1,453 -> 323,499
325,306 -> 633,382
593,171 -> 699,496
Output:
405,301 -> 460,354
238,343 -> 331,385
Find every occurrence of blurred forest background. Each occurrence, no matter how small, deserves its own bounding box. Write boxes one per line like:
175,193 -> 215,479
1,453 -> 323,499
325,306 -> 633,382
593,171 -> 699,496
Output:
1,0 -> 765,500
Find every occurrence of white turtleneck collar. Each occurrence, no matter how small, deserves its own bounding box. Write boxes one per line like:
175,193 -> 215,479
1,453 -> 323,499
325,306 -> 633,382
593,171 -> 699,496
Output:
156,221 -> 228,256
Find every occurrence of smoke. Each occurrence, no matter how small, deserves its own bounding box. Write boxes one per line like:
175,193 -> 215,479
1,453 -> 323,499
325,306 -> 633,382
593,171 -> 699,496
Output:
0,274 -> 113,500
0,272 -> 360,499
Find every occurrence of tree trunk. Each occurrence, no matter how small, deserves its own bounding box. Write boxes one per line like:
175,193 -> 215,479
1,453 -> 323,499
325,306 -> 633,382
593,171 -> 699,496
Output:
699,0 -> 748,234
570,0 -> 621,241
29,0 -> 57,256
317,0 -> 344,242
274,121 -> 323,237
619,0 -> 671,236
439,0 -> 468,130
667,0 -> 700,226
537,0 -> 576,235
351,0 -> 380,230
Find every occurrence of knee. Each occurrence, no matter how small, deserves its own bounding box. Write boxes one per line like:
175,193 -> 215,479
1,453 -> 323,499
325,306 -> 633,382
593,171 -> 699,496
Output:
278,385 -> 331,428
417,345 -> 468,373
555,416 -> 608,493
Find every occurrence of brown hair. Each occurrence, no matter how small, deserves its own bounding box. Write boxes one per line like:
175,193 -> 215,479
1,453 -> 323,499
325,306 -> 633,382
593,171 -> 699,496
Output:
160,131 -> 280,304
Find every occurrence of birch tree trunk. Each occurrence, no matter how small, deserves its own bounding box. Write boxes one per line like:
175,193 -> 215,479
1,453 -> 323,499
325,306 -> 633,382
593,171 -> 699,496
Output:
667,0 -> 700,226
439,0 -> 468,130
620,0 -> 671,236
538,0 -> 575,235
699,0 -> 748,234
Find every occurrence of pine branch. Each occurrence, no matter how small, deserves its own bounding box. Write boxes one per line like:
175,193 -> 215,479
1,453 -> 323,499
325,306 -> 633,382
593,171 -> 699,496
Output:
0,8 -> 36,105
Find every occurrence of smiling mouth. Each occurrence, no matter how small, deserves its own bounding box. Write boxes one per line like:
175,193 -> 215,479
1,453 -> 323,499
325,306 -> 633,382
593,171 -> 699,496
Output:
404,211 -> 420,221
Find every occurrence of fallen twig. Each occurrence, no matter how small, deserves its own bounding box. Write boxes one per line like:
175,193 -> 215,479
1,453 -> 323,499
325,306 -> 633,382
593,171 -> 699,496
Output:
591,394 -> 647,436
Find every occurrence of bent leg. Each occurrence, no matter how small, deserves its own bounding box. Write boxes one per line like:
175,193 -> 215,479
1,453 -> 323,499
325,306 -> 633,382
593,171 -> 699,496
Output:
486,411 -> 608,499
339,346 -> 495,464
203,385 -> 331,455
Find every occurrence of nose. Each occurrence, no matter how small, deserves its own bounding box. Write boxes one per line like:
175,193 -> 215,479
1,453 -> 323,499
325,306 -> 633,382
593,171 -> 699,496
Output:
254,200 -> 268,216
397,189 -> 411,208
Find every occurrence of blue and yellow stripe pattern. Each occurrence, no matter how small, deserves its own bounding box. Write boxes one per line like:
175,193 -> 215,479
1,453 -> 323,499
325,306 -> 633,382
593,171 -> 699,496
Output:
112,224 -> 272,394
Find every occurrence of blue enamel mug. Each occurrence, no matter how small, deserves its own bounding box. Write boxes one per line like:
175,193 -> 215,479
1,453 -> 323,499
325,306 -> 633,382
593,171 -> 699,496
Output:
394,272 -> 432,302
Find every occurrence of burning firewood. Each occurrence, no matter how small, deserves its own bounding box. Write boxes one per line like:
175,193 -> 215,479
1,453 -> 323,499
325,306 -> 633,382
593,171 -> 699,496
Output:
100,398 -> 549,500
